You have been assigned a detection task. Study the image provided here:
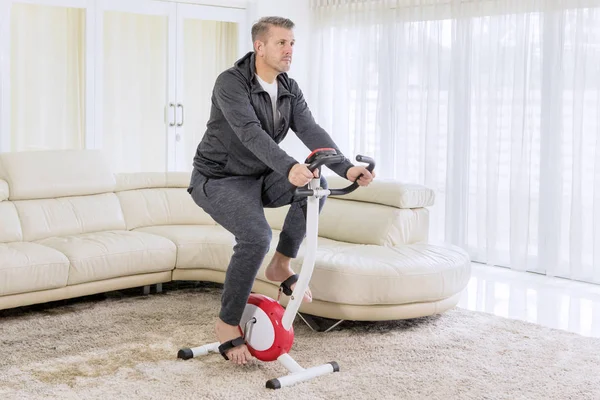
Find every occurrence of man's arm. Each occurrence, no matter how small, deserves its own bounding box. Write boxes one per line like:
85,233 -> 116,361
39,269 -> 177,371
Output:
213,70 -> 298,177
288,79 -> 354,178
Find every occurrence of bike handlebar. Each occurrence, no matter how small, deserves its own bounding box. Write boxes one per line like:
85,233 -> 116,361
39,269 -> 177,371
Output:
307,154 -> 347,172
294,154 -> 376,197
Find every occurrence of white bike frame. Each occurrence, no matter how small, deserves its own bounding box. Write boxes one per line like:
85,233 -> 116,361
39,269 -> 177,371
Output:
281,176 -> 328,331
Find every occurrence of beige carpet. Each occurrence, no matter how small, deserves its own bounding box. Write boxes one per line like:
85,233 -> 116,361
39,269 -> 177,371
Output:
1,285 -> 599,400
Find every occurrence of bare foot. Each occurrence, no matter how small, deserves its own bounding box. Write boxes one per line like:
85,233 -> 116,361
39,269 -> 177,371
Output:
264,252 -> 312,303
215,318 -> 253,365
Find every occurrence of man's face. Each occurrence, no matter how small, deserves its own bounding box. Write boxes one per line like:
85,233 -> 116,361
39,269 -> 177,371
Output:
256,26 -> 294,73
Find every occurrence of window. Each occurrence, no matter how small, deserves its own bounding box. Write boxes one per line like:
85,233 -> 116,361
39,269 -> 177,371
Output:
311,2 -> 600,282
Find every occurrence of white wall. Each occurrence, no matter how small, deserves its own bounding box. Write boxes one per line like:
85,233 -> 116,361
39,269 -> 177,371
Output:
173,0 -> 248,7
247,0 -> 313,162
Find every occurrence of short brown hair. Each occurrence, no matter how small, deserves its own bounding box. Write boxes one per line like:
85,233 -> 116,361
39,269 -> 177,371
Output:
251,16 -> 295,43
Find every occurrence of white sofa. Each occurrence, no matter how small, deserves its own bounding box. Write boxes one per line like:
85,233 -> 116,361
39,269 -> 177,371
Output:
0,149 -> 471,323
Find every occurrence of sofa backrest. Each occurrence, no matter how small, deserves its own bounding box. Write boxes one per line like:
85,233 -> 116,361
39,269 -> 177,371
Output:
0,179 -> 22,243
0,149 -> 434,246
264,176 -> 433,246
0,150 -> 116,200
0,150 -> 126,241
328,177 -> 435,209
115,172 -> 216,230
265,200 -> 429,246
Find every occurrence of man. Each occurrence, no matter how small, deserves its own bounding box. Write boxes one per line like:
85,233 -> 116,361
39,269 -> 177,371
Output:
187,16 -> 375,365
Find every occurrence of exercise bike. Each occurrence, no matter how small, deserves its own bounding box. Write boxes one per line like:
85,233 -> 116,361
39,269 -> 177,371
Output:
177,148 -> 375,389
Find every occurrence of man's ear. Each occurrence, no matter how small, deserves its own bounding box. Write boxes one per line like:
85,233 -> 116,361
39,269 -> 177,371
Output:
254,40 -> 263,55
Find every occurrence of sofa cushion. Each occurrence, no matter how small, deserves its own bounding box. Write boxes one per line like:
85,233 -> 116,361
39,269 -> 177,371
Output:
264,199 -> 429,246
117,188 -> 215,230
0,202 -> 22,243
134,225 -> 234,269
0,242 -> 70,296
36,231 -> 176,285
0,149 -> 115,200
299,241 -> 471,305
14,193 -> 127,242
164,225 -> 469,305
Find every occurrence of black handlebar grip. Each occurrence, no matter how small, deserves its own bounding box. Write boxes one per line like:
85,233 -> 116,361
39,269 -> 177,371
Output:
294,189 -> 314,197
355,155 -> 375,173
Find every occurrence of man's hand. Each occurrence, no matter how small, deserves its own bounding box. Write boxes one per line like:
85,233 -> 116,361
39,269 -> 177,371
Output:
347,166 -> 375,186
288,163 -> 319,187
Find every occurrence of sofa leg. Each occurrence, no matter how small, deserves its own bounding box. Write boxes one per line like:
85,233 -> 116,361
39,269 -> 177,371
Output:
298,313 -> 345,332
142,284 -> 163,295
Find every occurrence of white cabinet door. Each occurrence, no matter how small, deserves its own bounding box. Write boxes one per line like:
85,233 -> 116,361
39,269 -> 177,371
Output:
174,3 -> 249,172
95,0 -> 177,173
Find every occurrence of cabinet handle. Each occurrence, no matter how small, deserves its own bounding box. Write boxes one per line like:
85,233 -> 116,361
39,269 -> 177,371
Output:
177,103 -> 184,127
168,103 -> 176,127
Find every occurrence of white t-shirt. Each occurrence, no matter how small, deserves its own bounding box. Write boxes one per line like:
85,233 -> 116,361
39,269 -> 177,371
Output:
255,74 -> 281,133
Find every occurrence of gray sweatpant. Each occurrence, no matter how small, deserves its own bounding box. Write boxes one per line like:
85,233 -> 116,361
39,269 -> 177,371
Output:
188,168 -> 327,326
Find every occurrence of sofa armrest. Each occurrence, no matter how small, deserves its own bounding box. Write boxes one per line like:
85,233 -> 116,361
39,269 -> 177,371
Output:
0,180 -> 8,202
326,176 -> 435,208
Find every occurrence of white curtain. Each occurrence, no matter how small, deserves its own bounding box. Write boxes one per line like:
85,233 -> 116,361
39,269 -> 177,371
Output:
10,3 -> 85,152
309,0 -> 600,283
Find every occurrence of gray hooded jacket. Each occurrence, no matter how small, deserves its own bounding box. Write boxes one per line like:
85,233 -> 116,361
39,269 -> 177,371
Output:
192,51 -> 353,179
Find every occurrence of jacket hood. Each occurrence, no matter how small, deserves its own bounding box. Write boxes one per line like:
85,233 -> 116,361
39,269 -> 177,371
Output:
234,51 -> 292,92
